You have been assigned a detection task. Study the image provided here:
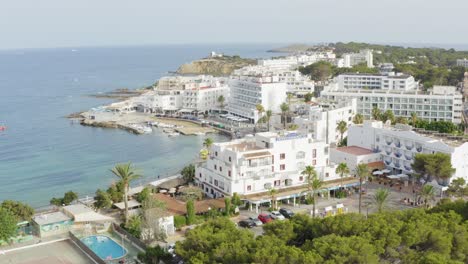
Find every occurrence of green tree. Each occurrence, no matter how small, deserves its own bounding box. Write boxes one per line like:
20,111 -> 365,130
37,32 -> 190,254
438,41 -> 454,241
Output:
126,215 -> 142,238
412,153 -> 455,185
287,93 -> 294,106
298,61 -> 333,82
410,112 -> 419,126
336,163 -> 350,189
136,187 -> 151,203
355,163 -> 370,214
110,162 -> 142,224
382,110 -> 395,124
372,188 -> 390,213
231,192 -> 242,208
302,165 -> 321,217
265,110 -> 273,131
419,184 -> 436,207
447,177 -> 466,198
94,189 -> 113,210
106,181 -> 125,203
203,137 -> 214,154
217,95 -> 226,112
63,191 -> 78,205
304,92 -> 314,103
336,120 -> 348,143
0,200 -> 34,222
280,102 -> 289,129
181,164 -> 196,183
138,245 -> 172,264
371,107 -> 382,121
0,208 -> 17,243
186,199 -> 195,225
353,113 -> 364,124
256,104 -> 265,126
395,116 -> 408,124
224,197 -> 231,216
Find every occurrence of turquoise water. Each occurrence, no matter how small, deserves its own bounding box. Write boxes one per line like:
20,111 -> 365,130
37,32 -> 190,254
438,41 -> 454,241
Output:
81,235 -> 127,260
0,44 -> 280,207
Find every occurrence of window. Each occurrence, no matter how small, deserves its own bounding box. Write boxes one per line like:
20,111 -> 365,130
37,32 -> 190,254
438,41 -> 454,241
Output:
220,166 -> 222,172
228,170 -> 231,177
312,149 -> 317,158
312,160 -> 316,165
214,180 -> 218,186
274,180 -> 281,187
280,164 -> 285,170
325,173 -> 329,178
228,156 -> 232,162
280,153 -> 286,160
299,176 -> 304,181
247,185 -> 252,191
214,165 -> 217,170
215,151 -> 218,156
199,173 -> 202,178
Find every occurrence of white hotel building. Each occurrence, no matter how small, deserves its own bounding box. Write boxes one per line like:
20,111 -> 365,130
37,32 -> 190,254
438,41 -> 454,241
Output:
335,72 -> 418,91
257,51 -> 336,69
348,121 -> 468,184
195,132 -> 339,199
227,72 -> 287,123
321,86 -> 463,124
294,99 -> 357,145
342,49 -> 374,68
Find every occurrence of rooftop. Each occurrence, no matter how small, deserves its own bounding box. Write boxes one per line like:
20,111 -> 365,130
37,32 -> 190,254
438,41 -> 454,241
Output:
225,141 -> 262,152
335,146 -> 374,156
243,151 -> 272,159
33,211 -> 71,226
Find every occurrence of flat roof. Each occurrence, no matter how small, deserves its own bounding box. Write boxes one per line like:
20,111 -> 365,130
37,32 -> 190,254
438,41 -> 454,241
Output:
33,211 -> 71,226
243,151 -> 272,159
114,200 -> 141,210
225,142 -> 262,152
335,146 -> 374,156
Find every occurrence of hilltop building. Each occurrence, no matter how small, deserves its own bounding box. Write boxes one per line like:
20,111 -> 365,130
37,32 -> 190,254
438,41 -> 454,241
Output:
342,49 -> 374,68
333,72 -> 418,91
456,58 -> 468,68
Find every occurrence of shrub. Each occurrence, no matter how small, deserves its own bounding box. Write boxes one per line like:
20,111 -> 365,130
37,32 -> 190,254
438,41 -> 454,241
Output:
174,215 -> 187,229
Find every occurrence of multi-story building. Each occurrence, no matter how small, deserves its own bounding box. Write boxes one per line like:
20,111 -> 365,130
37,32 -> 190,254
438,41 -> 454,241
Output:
181,85 -> 229,113
342,49 -> 374,68
233,65 -> 315,95
348,121 -> 468,184
330,146 -> 382,173
227,73 -> 287,123
195,132 -> 339,199
456,59 -> 468,68
294,99 -> 357,145
321,86 -> 463,124
257,51 -> 336,69
335,72 -> 417,91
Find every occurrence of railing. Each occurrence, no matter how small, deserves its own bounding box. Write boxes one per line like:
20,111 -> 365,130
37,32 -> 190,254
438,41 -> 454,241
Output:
395,152 -> 402,158
404,165 -> 412,171
385,149 -> 392,155
405,154 -> 412,160
112,223 -> 147,252
395,142 -> 401,148
405,144 -> 413,150
384,160 -> 392,165
69,232 -> 106,264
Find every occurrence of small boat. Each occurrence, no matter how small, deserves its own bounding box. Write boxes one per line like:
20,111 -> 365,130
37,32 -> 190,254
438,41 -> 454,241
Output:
168,132 -> 180,137
0,125 -> 6,131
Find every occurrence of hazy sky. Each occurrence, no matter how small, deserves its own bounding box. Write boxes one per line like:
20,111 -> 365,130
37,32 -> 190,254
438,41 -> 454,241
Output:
1,0 -> 467,50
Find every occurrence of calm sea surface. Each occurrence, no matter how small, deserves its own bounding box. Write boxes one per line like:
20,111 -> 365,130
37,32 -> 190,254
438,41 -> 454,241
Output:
0,44 -> 279,207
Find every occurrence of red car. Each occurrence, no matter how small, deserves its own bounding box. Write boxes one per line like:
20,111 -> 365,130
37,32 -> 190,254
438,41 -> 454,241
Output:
258,213 -> 273,224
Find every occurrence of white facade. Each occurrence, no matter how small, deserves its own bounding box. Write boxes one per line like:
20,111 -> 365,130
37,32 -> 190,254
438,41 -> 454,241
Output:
258,51 -> 336,69
342,49 -> 373,68
330,146 -> 382,172
294,99 -> 357,145
336,72 -> 417,91
196,132 -> 339,198
227,74 -> 287,123
182,85 -> 229,113
321,87 -> 463,124
348,121 -> 468,184
456,59 -> 468,68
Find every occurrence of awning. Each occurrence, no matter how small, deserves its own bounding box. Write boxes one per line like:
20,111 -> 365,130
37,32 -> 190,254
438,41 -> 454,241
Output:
113,200 -> 141,210
382,169 -> 391,173
373,171 -> 383,175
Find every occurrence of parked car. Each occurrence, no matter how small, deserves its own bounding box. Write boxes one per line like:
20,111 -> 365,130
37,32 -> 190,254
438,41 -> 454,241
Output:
258,213 -> 273,224
167,243 -> 176,257
248,217 -> 263,226
270,211 -> 286,220
279,208 -> 295,218
238,219 -> 256,228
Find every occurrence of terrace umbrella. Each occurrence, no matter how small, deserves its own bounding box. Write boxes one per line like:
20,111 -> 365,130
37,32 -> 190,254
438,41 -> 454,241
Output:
382,169 -> 391,174
373,171 -> 383,176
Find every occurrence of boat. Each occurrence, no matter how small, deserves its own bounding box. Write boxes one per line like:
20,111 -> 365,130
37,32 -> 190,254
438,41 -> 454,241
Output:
168,132 -> 180,137
0,125 -> 6,131
194,132 -> 205,136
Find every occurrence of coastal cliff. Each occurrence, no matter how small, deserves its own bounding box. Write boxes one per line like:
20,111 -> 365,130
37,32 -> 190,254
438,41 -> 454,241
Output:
176,56 -> 256,76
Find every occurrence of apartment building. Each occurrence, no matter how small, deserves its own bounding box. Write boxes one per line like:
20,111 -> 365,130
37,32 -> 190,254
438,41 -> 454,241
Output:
321,86 -> 463,124
342,49 -> 374,68
257,51 -> 336,69
456,59 -> 468,68
181,85 -> 229,113
348,121 -> 468,184
195,132 -> 339,198
227,73 -> 287,123
294,99 -> 357,145
335,72 -> 417,91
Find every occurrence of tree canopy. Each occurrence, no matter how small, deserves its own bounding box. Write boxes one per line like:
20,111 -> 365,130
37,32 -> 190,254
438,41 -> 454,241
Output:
1,200 -> 34,222
176,200 -> 468,264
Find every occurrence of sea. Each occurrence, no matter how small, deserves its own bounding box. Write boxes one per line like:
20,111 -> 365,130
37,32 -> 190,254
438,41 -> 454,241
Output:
0,44 -> 281,208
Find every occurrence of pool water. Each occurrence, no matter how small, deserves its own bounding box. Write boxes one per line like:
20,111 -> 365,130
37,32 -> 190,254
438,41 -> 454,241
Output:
81,235 -> 127,260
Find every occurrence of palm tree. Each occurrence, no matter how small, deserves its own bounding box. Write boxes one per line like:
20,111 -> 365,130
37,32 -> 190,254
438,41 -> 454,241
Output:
203,137 -> 214,157
217,95 -> 226,113
110,163 -> 141,223
256,104 -> 265,129
336,120 -> 348,143
371,107 -> 381,121
353,113 -> 364,124
335,163 -> 350,188
265,110 -> 273,131
280,102 -> 289,129
310,177 -> 324,218
419,184 -> 436,208
372,188 -> 390,213
410,112 -> 418,126
355,163 -> 370,214
395,116 -> 408,124
287,93 -> 294,106
268,188 -> 278,210
382,110 -> 395,123
302,166 -> 319,217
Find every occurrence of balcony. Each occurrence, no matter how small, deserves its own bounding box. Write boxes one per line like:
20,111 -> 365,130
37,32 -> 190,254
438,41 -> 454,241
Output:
373,147 -> 380,153
384,160 -> 392,165
395,141 -> 401,148
416,146 -> 422,152
405,154 -> 413,160
386,140 -> 392,146
395,152 -> 402,158
385,148 -> 392,155
394,162 -> 401,168
405,143 -> 413,150
404,165 -> 412,171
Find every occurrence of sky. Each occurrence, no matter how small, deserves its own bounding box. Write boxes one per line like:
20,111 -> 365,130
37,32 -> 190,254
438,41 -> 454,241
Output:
1,0 -> 467,50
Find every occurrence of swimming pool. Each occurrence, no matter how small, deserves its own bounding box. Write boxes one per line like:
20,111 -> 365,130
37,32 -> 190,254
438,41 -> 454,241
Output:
81,235 -> 127,260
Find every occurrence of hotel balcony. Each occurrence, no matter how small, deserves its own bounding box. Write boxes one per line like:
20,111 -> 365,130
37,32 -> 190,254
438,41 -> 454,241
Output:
405,143 -> 413,151
395,152 -> 402,158
404,165 -> 412,171
385,149 -> 392,155
386,139 -> 392,146
384,160 -> 392,166
405,154 -> 413,160
395,141 -> 401,148
416,146 -> 422,152
394,162 -> 401,168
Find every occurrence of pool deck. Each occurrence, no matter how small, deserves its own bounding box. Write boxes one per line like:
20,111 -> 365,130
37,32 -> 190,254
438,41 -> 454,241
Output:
0,239 -> 96,264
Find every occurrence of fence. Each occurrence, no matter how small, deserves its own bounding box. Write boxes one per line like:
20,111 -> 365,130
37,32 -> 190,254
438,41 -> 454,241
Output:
69,231 -> 106,264
112,223 -> 147,252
